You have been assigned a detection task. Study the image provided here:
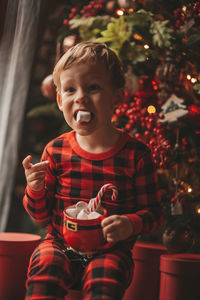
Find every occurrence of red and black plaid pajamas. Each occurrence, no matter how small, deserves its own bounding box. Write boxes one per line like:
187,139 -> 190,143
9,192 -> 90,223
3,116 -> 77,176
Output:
25,238 -> 133,300
23,130 -> 163,299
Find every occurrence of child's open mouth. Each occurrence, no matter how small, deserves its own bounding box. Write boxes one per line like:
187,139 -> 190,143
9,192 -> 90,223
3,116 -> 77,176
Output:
75,110 -> 93,124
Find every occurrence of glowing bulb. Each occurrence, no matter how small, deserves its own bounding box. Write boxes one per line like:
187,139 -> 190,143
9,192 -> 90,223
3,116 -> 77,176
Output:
147,105 -> 156,114
182,6 -> 187,12
116,9 -> 124,16
188,187 -> 192,193
187,74 -> 191,80
144,44 -> 149,49
133,33 -> 143,41
196,207 -> 200,214
191,78 -> 197,83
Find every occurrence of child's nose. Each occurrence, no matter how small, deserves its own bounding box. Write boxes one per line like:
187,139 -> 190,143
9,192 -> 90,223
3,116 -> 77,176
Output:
74,88 -> 88,103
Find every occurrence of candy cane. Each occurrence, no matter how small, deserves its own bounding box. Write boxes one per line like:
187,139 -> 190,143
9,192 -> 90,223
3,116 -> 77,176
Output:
88,183 -> 118,212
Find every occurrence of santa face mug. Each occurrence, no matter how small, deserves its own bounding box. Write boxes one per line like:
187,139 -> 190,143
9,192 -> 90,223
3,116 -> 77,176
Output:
63,184 -> 118,254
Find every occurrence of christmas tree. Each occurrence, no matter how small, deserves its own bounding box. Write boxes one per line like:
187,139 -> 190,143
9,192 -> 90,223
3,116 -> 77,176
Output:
27,0 -> 200,253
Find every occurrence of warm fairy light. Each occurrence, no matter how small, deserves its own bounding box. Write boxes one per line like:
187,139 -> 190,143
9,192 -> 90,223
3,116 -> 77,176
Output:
191,77 -> 197,83
129,8 -> 134,12
196,206 -> 200,214
187,186 -> 192,193
187,74 -> 197,83
133,33 -> 143,40
182,5 -> 187,12
147,105 -> 156,114
116,9 -> 124,16
144,44 -> 149,49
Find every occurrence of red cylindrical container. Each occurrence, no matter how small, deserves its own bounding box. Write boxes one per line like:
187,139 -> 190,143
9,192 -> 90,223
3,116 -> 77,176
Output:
0,232 -> 41,300
124,241 -> 167,300
159,253 -> 200,300
63,205 -> 111,253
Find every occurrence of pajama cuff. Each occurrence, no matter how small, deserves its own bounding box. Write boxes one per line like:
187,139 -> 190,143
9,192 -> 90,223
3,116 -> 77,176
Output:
26,185 -> 46,199
124,214 -> 143,235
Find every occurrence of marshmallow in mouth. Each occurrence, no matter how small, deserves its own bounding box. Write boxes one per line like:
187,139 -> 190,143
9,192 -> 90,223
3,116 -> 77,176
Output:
76,111 -> 92,123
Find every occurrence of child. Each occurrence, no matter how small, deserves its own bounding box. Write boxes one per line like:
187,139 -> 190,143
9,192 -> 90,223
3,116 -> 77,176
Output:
22,41 -> 163,300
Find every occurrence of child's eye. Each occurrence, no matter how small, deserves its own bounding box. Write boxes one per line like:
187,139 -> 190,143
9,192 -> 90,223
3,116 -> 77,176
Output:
65,87 -> 75,93
88,84 -> 100,91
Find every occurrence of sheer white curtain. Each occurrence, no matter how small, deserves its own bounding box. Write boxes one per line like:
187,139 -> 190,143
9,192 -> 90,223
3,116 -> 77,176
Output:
0,0 -> 42,231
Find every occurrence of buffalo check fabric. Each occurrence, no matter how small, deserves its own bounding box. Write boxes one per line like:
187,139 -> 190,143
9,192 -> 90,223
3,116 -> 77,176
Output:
23,129 -> 163,246
25,239 -> 134,299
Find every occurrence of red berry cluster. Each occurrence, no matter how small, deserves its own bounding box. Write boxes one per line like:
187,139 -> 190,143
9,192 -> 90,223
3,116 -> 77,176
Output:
174,1 -> 200,28
114,97 -> 172,168
62,0 -> 105,26
81,0 -> 105,18
173,8 -> 187,28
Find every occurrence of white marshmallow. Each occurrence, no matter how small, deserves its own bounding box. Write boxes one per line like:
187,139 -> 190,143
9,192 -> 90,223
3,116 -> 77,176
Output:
65,207 -> 77,218
76,201 -> 88,212
88,211 -> 102,219
77,209 -> 88,219
76,111 -> 91,123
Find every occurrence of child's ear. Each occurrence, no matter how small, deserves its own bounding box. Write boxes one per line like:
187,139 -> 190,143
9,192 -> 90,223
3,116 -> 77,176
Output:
57,92 -> 63,111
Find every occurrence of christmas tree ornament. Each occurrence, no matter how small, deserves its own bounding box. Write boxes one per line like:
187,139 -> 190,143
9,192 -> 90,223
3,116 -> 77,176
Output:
156,50 -> 180,103
106,1 -> 117,13
162,223 -> 195,253
157,82 -> 173,103
159,94 -> 188,123
124,65 -> 139,95
41,74 -> 57,101
171,196 -> 183,215
62,35 -> 77,52
117,0 -> 135,9
156,50 -> 180,83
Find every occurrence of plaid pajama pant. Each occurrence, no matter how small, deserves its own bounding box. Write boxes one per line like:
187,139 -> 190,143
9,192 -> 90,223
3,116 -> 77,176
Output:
25,239 -> 134,300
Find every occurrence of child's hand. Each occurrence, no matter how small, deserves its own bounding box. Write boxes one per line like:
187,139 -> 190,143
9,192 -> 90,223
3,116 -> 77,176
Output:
101,215 -> 133,243
22,155 -> 49,192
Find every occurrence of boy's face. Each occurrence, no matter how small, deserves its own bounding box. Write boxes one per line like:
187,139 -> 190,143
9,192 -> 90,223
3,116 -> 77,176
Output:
57,62 -> 123,137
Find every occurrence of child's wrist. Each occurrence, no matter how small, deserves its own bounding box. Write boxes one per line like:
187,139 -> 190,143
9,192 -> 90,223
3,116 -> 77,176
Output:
124,214 -> 143,235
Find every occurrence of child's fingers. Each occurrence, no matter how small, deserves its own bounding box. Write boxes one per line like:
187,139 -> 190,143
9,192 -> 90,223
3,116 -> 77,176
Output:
22,155 -> 32,169
101,215 -> 116,227
28,171 -> 47,182
30,161 -> 49,172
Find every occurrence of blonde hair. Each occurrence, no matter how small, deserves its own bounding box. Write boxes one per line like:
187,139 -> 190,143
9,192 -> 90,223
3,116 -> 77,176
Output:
53,41 -> 125,91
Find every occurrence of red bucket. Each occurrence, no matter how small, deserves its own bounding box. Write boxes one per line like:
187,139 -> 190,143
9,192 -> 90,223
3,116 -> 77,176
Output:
63,205 -> 111,253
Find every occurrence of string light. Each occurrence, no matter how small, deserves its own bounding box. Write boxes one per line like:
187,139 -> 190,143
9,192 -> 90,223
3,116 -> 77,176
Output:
196,206 -> 200,214
187,74 -> 191,80
187,186 -> 192,193
191,78 -> 197,83
144,44 -> 149,49
186,74 -> 197,83
147,105 -> 156,114
116,9 -> 124,16
133,33 -> 143,40
182,5 -> 187,12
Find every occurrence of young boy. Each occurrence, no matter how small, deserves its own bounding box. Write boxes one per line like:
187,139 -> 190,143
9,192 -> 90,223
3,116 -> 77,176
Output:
22,41 -> 163,300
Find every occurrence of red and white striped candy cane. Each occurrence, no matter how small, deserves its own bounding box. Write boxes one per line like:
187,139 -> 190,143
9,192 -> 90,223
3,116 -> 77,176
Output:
88,183 -> 118,212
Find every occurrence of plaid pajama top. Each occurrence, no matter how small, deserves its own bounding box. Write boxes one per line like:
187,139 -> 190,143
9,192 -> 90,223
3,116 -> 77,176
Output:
23,130 -> 163,248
